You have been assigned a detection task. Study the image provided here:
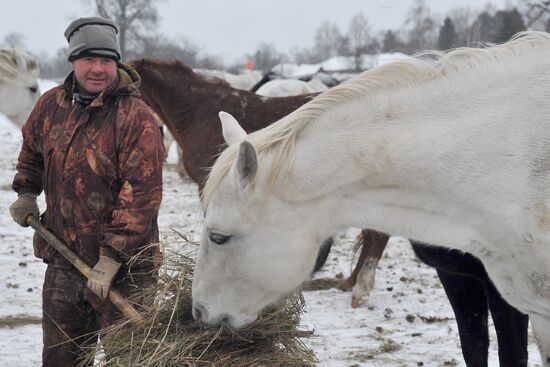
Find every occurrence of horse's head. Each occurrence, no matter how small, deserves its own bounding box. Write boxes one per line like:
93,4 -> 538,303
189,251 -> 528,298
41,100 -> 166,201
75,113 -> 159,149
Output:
192,112 -> 320,328
0,48 -> 40,126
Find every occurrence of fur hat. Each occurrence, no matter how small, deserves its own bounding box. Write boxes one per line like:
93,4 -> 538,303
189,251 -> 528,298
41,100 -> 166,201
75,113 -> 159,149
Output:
64,17 -> 121,61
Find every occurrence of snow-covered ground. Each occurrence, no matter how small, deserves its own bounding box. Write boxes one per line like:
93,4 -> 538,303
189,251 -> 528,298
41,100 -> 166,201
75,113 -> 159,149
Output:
0,91 -> 543,366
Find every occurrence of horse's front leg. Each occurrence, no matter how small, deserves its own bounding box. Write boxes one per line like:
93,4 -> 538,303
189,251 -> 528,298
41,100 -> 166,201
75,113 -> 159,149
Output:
485,280 -> 528,367
530,314 -> 550,366
436,269 -> 490,367
338,229 -> 389,308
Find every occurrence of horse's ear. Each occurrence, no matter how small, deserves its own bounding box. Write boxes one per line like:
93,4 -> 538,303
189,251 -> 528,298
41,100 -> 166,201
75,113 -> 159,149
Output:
236,140 -> 257,183
27,59 -> 38,71
219,111 -> 247,146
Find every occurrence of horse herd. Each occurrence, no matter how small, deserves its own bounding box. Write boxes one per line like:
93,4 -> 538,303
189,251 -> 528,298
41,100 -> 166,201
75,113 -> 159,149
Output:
3,33 -> 550,366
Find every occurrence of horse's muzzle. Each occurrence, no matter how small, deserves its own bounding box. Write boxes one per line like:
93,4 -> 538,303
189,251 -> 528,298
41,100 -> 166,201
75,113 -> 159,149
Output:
193,301 -> 257,328
192,302 -> 209,323
192,301 -> 229,326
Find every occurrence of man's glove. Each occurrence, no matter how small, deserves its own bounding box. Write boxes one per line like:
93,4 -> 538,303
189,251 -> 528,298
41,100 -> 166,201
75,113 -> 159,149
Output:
9,193 -> 39,227
87,256 -> 121,300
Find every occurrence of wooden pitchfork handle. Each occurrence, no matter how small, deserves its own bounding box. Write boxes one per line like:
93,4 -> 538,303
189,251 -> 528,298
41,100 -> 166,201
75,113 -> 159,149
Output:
27,215 -> 143,323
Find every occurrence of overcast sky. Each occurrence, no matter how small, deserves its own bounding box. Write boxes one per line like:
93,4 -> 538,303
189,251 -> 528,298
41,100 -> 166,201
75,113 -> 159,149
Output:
1,0 -> 513,64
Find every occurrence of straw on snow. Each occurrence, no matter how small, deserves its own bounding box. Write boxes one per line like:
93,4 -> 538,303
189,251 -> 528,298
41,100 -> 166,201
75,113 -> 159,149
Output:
82,239 -> 316,367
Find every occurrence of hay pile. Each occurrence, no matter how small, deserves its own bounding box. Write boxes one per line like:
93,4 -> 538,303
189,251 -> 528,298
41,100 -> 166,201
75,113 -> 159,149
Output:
85,244 -> 316,367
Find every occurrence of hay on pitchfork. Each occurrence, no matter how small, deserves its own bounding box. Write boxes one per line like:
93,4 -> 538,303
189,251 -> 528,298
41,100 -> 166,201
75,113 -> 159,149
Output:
83,241 -> 316,367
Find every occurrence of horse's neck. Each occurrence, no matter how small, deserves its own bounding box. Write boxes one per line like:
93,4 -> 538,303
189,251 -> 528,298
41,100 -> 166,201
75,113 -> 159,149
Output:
155,67 -> 246,114
142,68 -> 204,132
279,62 -> 548,253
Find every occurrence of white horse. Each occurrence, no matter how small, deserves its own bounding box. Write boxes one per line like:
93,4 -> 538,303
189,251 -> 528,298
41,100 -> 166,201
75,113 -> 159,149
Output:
255,78 -> 328,97
0,48 -> 40,126
192,32 -> 550,364
195,68 -> 262,91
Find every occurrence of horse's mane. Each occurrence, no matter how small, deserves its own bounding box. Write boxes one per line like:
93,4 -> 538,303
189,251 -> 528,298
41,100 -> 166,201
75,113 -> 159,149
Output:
202,31 -> 550,206
130,58 -> 232,88
0,48 -> 39,86
131,57 -> 192,72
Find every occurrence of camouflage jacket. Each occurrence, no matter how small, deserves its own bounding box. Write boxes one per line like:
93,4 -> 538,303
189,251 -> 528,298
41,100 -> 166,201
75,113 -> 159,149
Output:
12,63 -> 163,273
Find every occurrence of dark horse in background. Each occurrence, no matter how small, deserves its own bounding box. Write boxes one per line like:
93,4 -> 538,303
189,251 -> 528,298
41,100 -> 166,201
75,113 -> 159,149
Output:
348,230 -> 529,367
130,58 -> 529,367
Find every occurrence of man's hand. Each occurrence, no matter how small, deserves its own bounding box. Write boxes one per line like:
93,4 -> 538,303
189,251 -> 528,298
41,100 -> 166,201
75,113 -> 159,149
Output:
87,256 -> 121,300
9,193 -> 39,227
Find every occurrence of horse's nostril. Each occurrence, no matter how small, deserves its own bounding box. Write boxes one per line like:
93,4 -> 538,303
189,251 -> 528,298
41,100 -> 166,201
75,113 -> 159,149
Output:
192,303 -> 207,321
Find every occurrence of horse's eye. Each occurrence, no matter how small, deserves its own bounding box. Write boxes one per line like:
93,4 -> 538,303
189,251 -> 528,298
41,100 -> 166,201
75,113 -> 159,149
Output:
209,232 -> 231,245
29,86 -> 38,93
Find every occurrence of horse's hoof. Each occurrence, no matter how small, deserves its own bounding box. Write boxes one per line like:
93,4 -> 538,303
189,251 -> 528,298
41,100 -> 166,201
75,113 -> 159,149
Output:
351,294 -> 367,308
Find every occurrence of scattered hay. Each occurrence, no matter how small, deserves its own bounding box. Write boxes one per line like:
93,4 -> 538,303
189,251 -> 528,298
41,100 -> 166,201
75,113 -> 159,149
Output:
0,315 -> 42,327
83,245 -> 316,367
376,339 -> 402,353
300,277 -> 342,291
418,315 -> 453,324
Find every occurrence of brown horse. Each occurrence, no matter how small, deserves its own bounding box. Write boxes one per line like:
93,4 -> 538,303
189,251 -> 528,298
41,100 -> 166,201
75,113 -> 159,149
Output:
130,58 -> 528,367
129,58 -> 314,191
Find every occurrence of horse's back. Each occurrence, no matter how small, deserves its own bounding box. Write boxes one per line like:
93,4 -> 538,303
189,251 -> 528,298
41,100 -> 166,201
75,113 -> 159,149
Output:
256,79 -> 321,97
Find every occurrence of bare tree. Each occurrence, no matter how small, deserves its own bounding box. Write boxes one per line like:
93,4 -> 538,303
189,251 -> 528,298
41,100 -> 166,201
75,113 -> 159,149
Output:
470,11 -> 496,44
438,17 -> 457,50
289,46 -> 317,64
2,32 -> 26,49
312,21 -> 348,62
246,43 -> 287,73
381,30 -> 406,53
140,34 -> 198,62
39,48 -> 72,80
520,0 -> 550,30
347,12 -> 378,70
493,8 -> 526,43
85,0 -> 163,59
447,6 -> 478,47
129,33 -> 222,69
404,0 -> 438,52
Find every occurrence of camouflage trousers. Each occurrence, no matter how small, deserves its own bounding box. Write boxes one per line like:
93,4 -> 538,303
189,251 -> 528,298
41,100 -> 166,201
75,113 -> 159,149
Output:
42,265 -> 156,367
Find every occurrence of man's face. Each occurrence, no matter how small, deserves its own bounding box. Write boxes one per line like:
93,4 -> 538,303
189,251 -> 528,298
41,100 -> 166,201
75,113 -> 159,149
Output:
71,56 -> 118,94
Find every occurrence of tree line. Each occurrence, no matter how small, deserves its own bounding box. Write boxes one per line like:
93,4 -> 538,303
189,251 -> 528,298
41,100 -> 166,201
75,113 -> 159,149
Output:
2,0 -> 550,78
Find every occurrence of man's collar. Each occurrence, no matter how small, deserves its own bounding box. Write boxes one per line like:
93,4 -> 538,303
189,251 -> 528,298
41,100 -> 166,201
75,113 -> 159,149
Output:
70,73 -> 119,106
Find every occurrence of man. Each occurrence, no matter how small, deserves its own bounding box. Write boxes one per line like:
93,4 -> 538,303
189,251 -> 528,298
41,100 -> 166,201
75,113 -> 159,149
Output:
8,17 -> 164,366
